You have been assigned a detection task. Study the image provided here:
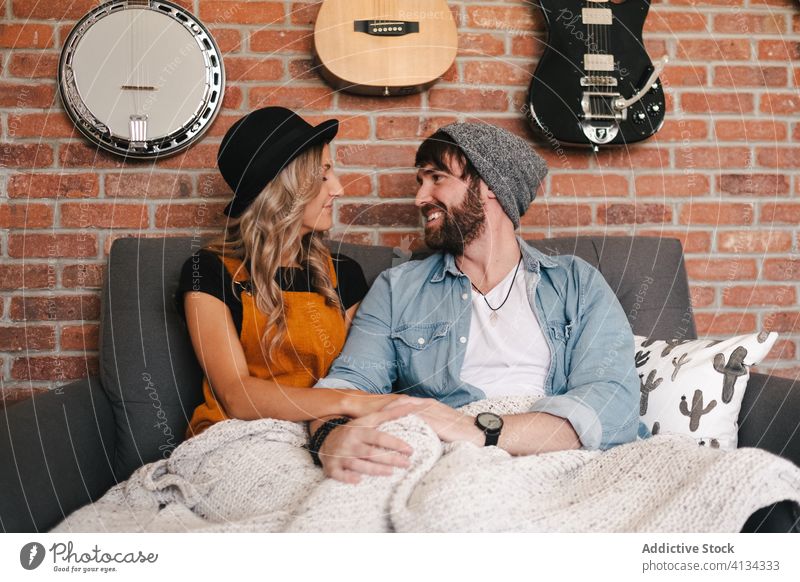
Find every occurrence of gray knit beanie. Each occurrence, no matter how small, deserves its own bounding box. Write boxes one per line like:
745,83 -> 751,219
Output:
438,122 -> 548,228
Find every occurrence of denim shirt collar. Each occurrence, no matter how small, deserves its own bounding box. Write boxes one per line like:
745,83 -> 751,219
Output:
430,236 -> 558,283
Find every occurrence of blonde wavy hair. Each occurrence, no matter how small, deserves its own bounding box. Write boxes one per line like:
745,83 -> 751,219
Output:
203,144 -> 342,359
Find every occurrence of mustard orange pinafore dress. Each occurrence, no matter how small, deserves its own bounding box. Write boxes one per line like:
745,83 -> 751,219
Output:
186,254 -> 347,438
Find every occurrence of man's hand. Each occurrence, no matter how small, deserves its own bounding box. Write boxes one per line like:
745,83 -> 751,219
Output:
383,397 -> 483,446
318,401 -> 419,484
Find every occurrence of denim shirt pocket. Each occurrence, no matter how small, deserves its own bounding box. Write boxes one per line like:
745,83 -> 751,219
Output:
391,321 -> 451,350
547,320 -> 574,343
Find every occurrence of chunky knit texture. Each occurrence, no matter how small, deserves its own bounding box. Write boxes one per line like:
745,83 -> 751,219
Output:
51,397 -> 800,533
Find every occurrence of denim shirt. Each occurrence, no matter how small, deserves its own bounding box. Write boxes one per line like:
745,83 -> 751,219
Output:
316,237 -> 645,450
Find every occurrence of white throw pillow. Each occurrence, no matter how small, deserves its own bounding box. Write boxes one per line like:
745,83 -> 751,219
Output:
634,331 -> 779,450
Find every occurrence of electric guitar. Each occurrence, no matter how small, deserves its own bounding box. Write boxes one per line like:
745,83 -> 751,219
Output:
527,0 -> 667,149
313,0 -> 457,96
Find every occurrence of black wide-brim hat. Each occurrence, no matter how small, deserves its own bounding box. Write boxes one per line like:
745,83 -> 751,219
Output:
218,106 -> 339,217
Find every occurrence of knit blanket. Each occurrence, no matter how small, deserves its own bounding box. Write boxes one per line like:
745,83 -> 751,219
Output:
50,397 -> 800,533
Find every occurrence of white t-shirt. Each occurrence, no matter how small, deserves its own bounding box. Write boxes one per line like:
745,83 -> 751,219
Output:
459,262 -> 551,398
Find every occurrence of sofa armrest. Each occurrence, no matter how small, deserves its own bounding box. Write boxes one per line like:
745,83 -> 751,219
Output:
738,372 -> 800,469
0,377 -> 118,532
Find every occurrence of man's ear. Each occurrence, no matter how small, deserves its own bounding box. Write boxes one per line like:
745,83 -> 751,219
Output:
481,181 -> 496,200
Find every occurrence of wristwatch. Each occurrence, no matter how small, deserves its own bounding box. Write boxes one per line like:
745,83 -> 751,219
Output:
475,412 -> 504,447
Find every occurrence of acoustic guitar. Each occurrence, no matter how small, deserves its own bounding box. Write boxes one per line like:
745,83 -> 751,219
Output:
313,0 -> 457,96
527,0 -> 668,149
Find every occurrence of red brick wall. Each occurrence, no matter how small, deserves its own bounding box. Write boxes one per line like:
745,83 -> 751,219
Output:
1,0 -> 798,401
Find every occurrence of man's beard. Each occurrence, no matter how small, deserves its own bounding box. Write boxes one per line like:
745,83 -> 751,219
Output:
424,185 -> 486,255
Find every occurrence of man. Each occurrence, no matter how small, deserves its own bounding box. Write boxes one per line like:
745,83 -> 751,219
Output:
311,122 -> 643,484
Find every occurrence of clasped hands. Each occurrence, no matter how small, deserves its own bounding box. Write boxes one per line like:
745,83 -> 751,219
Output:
317,396 -> 485,484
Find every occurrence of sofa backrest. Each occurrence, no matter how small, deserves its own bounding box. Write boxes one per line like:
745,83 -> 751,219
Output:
101,235 -> 694,479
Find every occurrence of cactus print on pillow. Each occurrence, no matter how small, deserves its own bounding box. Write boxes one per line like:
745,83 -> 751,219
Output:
634,331 -> 778,450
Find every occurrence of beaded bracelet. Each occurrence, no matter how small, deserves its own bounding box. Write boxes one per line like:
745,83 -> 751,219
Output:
308,417 -> 351,467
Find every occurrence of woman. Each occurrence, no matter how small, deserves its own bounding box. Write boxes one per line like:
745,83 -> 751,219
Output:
176,106 -> 398,438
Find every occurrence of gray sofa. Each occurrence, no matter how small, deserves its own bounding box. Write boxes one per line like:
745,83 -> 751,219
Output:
2,235 -> 798,532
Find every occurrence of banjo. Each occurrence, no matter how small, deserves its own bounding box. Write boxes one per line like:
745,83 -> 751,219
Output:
58,0 -> 225,159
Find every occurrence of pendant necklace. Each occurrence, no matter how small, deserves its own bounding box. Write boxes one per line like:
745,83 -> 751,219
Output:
457,255 -> 522,325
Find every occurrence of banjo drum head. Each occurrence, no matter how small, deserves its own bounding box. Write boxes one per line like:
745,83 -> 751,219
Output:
59,1 -> 224,158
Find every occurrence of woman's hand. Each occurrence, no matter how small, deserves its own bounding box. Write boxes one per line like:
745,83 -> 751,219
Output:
318,401 -> 419,484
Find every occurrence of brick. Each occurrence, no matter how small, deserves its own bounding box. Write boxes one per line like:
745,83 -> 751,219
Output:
250,29 -> 312,53
686,259 -> 758,281
199,1 -> 283,24
207,28 -> 241,53
338,203 -> 419,227
714,66 -> 788,87
679,202 -> 754,225
550,174 -> 628,197
8,52 -> 59,78
677,39 -> 750,61
250,86 -> 333,110
646,11 -> 707,32
154,203 -> 228,228
594,148 -> 669,169
674,147 -> 751,169
756,148 -> 800,169
463,60 -> 533,86
714,120 -> 787,142
198,173 -> 233,198
661,65 -> 707,87
761,93 -> 800,115
338,144 -> 417,169
713,13 -> 786,34
8,234 -> 98,258
339,173 -> 372,197
206,115 -> 239,138
336,93 -> 422,112
375,116 -> 457,140
9,295 -> 101,321
59,142 -> 124,169
510,33 -> 545,59
224,57 -> 283,81
690,286 -> 715,308
760,203 -> 800,224
0,82 -> 54,107
598,204 -> 672,225
758,40 -> 799,60
288,58 -> 317,81
467,6 -> 543,33
60,203 -> 149,229
763,259 -> 800,281
11,0 -> 96,19
7,112 -> 75,138
520,203 -> 592,227
328,231 -> 374,246
0,326 -> 55,351
458,32 -> 505,57
652,119 -> 709,142
8,173 -> 98,199
106,174 -> 193,199
0,143 -> 53,168
62,263 -> 105,289
0,23 -> 54,48
694,313 -> 756,336
0,203 -> 53,228
156,144 -> 218,169
635,174 -> 710,196
428,88 -> 507,112
637,230 -> 711,253
0,264 -> 53,289
680,92 -> 754,114
717,231 -> 792,253
763,311 -> 800,333
378,232 -> 426,252
764,339 -> 796,361
719,174 -> 790,196
722,285 -> 796,307
290,2 -> 320,26
378,173 -> 418,198
11,356 -> 99,382
61,324 -> 100,351
222,86 -> 243,109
